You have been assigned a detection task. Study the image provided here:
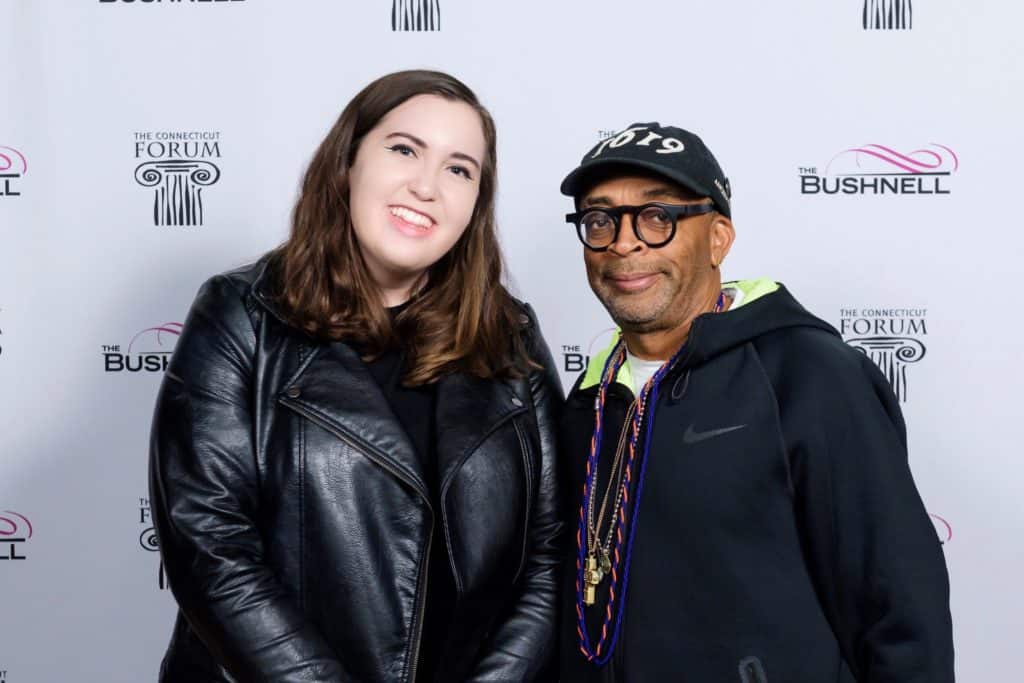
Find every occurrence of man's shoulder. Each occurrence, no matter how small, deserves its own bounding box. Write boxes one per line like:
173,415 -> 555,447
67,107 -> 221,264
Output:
756,324 -> 862,369
752,324 -> 887,405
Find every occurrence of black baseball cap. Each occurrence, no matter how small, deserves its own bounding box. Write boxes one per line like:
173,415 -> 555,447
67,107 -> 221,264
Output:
560,122 -> 732,218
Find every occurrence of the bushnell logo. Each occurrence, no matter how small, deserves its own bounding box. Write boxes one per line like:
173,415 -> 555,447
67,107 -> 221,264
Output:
800,144 -> 956,196
139,497 -> 169,590
863,0 -> 912,30
103,322 -> 182,373
0,511 -> 33,561
561,328 -> 617,377
930,513 -> 952,546
0,146 -> 26,197
392,0 -> 440,30
134,131 -> 221,226
840,307 -> 927,402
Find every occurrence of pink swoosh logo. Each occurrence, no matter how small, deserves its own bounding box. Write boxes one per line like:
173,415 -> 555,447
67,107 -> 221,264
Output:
826,144 -> 958,175
0,146 -> 28,175
127,322 -> 184,354
929,513 -> 952,544
0,510 -> 33,538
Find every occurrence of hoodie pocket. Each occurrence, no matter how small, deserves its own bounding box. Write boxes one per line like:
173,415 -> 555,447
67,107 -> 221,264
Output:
739,656 -> 767,683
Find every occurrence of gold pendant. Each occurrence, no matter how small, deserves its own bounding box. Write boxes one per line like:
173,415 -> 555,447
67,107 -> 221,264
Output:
599,549 -> 612,574
583,554 -> 604,606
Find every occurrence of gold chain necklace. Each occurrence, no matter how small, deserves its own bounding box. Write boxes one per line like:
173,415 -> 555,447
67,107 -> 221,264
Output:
584,386 -> 650,593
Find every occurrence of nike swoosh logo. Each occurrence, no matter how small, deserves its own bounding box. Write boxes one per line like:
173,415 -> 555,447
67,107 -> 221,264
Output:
683,423 -> 747,444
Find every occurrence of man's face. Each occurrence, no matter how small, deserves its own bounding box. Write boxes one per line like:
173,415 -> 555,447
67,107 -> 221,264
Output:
580,174 -> 734,335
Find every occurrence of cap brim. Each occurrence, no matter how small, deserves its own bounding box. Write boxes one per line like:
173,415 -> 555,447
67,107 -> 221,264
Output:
560,157 -> 713,203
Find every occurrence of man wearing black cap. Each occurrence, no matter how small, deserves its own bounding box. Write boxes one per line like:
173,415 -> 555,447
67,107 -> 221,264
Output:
557,123 -> 955,682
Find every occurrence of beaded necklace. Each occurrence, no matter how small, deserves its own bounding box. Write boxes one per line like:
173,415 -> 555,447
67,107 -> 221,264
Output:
575,292 -> 724,665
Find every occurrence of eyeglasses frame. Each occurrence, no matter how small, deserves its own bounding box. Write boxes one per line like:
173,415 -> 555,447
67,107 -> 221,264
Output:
565,201 -> 716,252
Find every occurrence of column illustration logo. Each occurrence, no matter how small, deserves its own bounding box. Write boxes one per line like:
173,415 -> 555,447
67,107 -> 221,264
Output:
134,131 -> 221,226
392,0 -> 440,31
139,497 -> 169,590
863,0 -> 912,30
840,307 -> 927,403
0,146 -> 26,197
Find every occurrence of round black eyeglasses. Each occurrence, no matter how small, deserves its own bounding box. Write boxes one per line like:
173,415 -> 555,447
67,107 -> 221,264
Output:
565,202 -> 715,251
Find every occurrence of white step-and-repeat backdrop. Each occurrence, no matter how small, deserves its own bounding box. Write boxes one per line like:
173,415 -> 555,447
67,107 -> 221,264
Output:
2,1 -> 1021,681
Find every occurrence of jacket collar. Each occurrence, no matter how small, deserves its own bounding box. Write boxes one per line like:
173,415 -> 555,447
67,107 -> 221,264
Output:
250,256 -> 294,329
435,372 -> 527,496
281,341 -> 430,498
261,251 -> 528,501
283,343 -> 526,503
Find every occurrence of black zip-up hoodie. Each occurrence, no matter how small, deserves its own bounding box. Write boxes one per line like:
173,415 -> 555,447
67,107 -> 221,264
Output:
559,281 -> 954,683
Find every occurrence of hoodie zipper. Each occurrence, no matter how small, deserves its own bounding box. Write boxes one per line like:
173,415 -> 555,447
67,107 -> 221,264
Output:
280,397 -> 433,683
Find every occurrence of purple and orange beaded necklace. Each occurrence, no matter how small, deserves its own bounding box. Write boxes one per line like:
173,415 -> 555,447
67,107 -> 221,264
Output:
575,292 -> 725,665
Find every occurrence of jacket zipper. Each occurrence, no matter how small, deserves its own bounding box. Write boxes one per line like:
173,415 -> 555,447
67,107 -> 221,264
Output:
511,420 -> 532,583
279,398 -> 433,683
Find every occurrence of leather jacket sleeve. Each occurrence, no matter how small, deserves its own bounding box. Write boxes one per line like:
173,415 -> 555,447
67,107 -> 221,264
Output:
149,276 -> 350,682
467,305 -> 565,682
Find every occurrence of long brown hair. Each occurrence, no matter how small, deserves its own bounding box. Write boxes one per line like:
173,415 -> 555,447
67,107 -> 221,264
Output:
272,70 -> 530,384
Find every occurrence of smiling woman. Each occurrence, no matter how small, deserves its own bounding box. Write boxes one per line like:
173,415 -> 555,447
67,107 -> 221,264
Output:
149,70 -> 563,683
274,70 -> 526,384
347,94 -> 484,306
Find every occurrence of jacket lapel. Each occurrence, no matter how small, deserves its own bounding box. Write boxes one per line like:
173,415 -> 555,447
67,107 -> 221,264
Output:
254,262 -> 527,500
283,341 -> 428,498
435,372 -> 527,494
253,262 -> 427,495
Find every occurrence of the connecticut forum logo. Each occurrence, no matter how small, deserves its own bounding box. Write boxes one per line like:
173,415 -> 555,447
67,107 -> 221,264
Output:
392,0 -> 440,30
134,131 -> 221,226
800,143 -> 957,196
863,0 -> 913,30
139,496 -> 169,590
840,307 -> 927,403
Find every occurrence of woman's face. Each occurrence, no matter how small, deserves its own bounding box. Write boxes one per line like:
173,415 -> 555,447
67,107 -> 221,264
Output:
348,93 -> 486,302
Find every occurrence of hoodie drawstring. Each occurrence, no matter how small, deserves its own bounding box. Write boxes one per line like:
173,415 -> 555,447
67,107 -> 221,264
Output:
670,369 -> 691,402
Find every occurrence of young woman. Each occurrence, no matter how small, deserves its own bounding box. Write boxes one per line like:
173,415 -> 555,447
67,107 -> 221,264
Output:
149,70 -> 562,683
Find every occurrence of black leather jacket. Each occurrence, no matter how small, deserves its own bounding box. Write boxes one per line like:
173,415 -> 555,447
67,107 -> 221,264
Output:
149,258 -> 563,682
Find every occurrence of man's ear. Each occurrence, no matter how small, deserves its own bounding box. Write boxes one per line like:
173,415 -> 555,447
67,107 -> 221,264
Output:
709,214 -> 735,268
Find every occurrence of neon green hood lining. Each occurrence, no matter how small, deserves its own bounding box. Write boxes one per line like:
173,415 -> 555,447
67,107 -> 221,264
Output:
579,279 -> 780,391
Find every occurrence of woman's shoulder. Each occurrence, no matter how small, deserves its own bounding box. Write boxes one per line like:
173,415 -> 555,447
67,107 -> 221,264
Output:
501,290 -> 546,346
209,252 -> 273,297
499,291 -> 560,378
193,252 -> 276,309
184,253 -> 277,339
